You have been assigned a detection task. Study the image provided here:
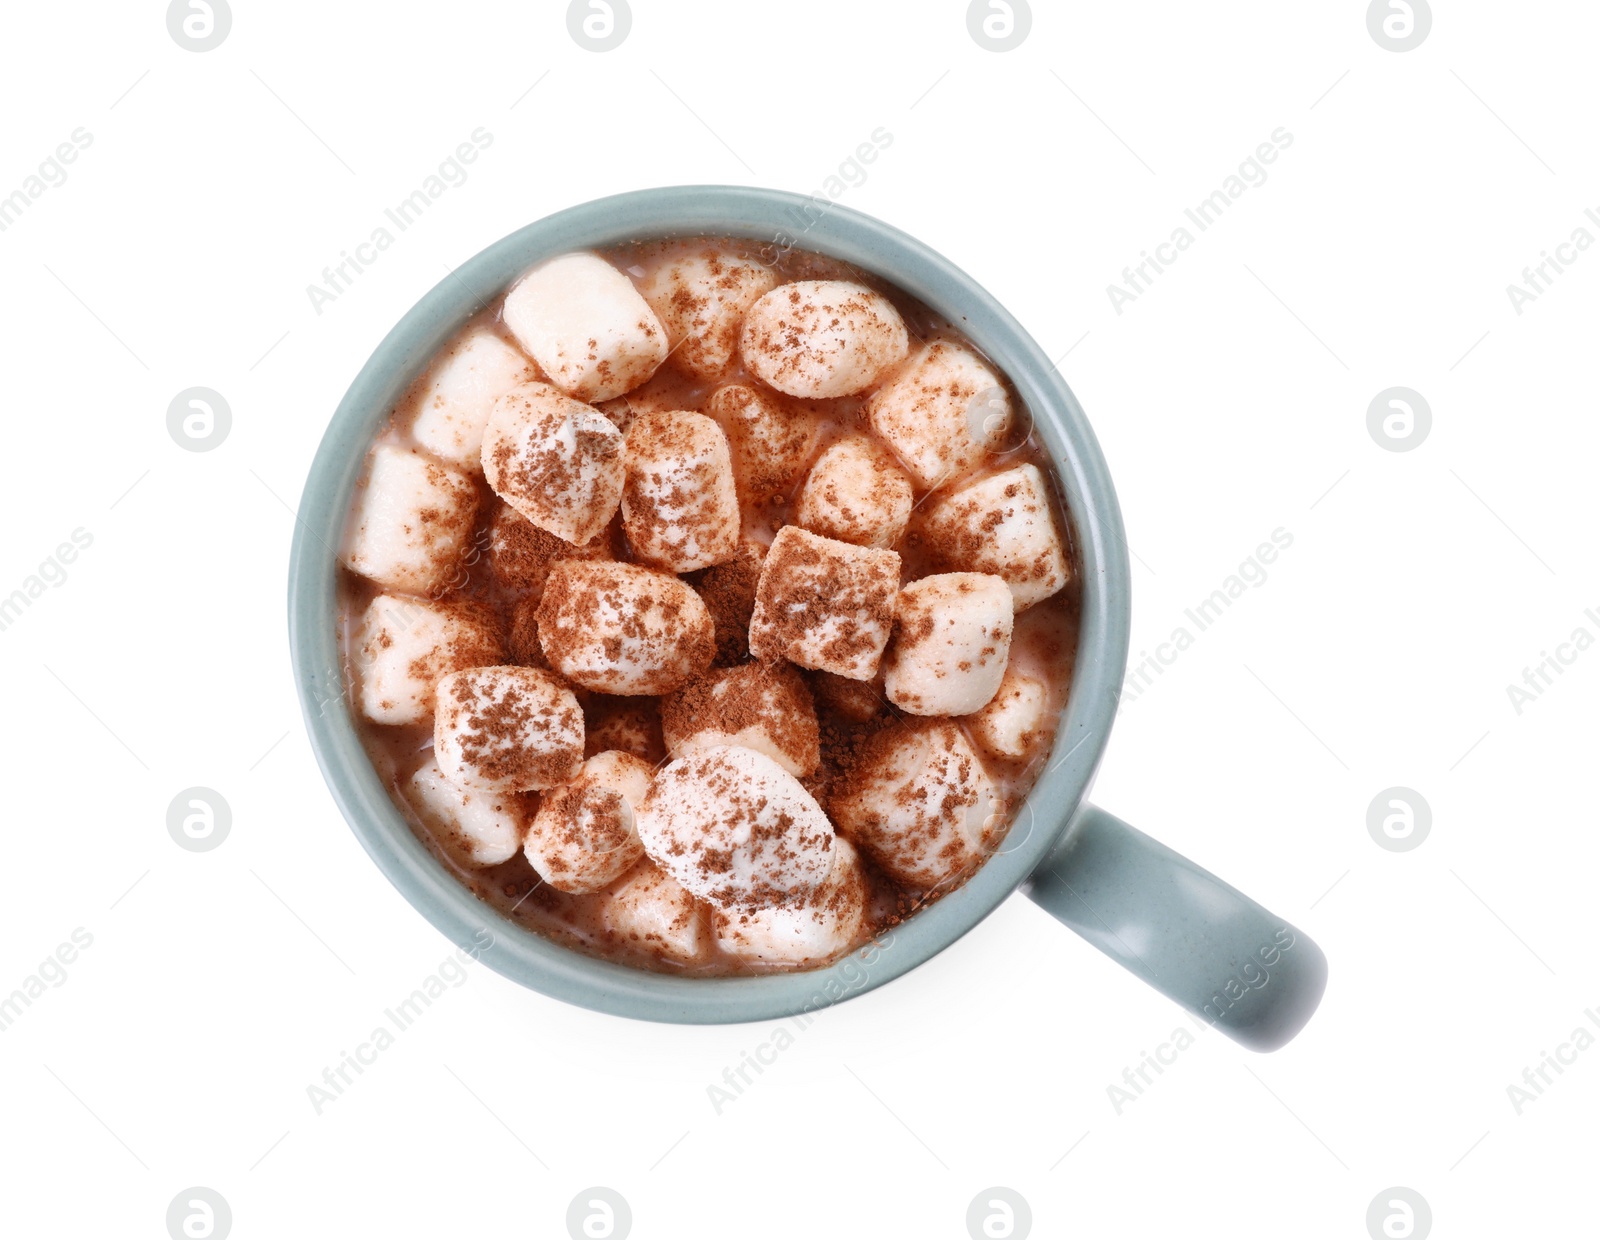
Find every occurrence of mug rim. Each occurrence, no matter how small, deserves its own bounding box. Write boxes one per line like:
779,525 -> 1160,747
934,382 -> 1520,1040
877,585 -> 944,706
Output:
287,185 -> 1133,1024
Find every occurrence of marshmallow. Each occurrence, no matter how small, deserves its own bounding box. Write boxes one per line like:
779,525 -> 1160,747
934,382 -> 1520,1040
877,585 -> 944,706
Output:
356,594 -> 504,725
884,573 -> 1014,716
501,252 -> 667,401
795,433 -> 914,548
621,410 -> 741,572
434,665 -> 584,793
748,526 -> 900,680
636,745 -> 835,908
811,669 -> 888,723
600,860 -> 708,964
488,502 -> 611,601
524,750 -> 653,893
662,661 -> 820,778
740,280 -> 909,398
686,539 -> 766,666
481,382 -> 625,546
714,837 -> 869,966
968,671 -> 1050,760
343,444 -> 479,595
832,721 -> 1003,888
918,464 -> 1070,610
406,755 -> 527,867
638,249 -> 778,378
705,384 -> 821,500
410,329 -> 540,468
535,560 -> 715,694
585,697 -> 666,763
866,340 -> 1012,489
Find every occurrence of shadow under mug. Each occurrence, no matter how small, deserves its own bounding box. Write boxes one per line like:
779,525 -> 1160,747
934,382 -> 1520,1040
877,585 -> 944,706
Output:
288,186 -> 1327,1051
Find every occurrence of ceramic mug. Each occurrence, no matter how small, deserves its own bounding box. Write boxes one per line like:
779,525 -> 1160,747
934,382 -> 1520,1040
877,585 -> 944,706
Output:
289,186 -> 1327,1051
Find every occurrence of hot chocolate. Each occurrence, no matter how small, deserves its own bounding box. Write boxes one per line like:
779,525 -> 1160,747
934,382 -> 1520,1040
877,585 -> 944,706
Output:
336,236 -> 1079,974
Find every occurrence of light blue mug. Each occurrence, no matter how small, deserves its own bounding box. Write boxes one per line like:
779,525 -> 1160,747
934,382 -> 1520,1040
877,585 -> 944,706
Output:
289,186 -> 1327,1050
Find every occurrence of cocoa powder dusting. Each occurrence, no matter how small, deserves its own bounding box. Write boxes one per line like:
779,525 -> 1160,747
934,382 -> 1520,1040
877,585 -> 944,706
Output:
661,661 -> 820,775
685,541 -> 766,665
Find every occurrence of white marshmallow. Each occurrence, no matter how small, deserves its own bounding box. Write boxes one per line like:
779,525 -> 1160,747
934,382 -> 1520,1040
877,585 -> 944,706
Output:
832,721 -> 1003,888
501,252 -> 667,401
535,560 -> 715,695
621,410 -> 741,571
918,464 -> 1070,610
600,860 -> 708,964
406,755 -> 527,867
343,444 -> 479,595
740,280 -> 909,398
487,501 -> 612,602
795,433 -> 914,548
884,573 -> 1014,716
524,750 -> 652,893
747,526 -> 900,680
481,382 -> 625,546
866,340 -> 1012,489
410,329 -> 540,468
355,594 -> 504,725
967,671 -> 1050,760
635,745 -> 835,908
714,837 -> 869,966
705,384 -> 821,500
583,747 -> 655,800
434,666 -> 584,792
661,661 -> 820,777
638,249 -> 777,378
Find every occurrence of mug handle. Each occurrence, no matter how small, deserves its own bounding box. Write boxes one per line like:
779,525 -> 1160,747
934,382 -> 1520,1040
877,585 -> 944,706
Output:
1024,805 -> 1327,1052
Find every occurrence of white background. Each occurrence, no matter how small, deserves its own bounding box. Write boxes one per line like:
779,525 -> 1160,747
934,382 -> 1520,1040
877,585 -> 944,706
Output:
1,1 -> 1595,1236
